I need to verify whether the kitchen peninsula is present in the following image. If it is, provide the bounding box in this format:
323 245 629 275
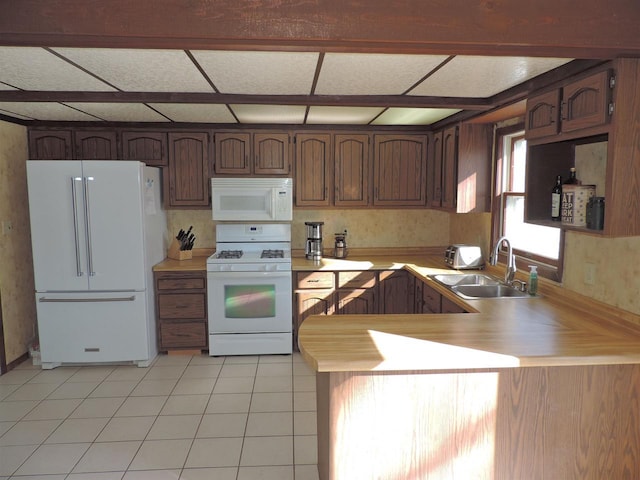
297 255 640 480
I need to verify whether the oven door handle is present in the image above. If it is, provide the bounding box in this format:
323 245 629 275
207 270 291 278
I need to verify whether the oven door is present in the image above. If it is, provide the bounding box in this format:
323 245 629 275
207 270 292 333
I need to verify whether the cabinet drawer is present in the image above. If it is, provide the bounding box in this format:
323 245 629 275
422 284 441 314
296 271 335 289
158 293 206 319
337 271 377 289
160 322 207 348
157 277 205 291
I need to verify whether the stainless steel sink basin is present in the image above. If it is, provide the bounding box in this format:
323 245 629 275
430 273 500 287
451 284 531 299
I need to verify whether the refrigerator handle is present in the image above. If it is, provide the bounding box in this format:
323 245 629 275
70 176 84 277
83 176 96 277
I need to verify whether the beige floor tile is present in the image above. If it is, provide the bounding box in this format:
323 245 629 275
196 413 247 438
294 435 318 465
15 442 90 475
9 474 67 480
250 392 293 412
0 419 61 446
0 444 38 476
219 364 257 378
0 369 40 385
240 436 293 466
147 414 201 440
67 473 126 480
27 367 79 384
179 467 237 479
258 354 294 364
188 356 225 366
293 376 316 392
23 398 83 420
0 400 39 421
205 393 251 414
105 366 148 382
222 356 258 365
143 366 186 380
153 355 192 367
245 412 292 437
160 395 209 416
70 397 127 419
4 382 59 401
293 361 315 376
253 375 292 393
68 367 115 383
129 439 191 470
48 381 99 399
171 377 215 395
89 380 139 398
212 377 254 394
115 396 167 417
237 465 294 480
123 469 181 479
294 411 317 436
0 421 14 436
181 365 222 379
45 417 109 444
0 383 19 400
72 441 141 473
293 392 316 412
185 437 243 468
96 416 155 442
295 464 320 480
131 379 177 396
256 363 292 377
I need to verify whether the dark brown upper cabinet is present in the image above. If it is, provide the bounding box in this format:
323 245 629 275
28 130 73 160
214 132 251 175
167 132 210 208
254 133 291 175
121 131 168 167
74 130 118 160
294 133 332 207
214 132 290 175
334 134 370 207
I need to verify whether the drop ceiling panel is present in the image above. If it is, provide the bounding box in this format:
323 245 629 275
315 53 449 95
65 103 170 122
372 108 461 125
409 56 572 97
0 102 100 121
0 47 116 91
192 51 318 95
149 103 236 123
0 83 18 91
230 104 306 124
306 106 385 124
52 48 214 92
0 108 32 120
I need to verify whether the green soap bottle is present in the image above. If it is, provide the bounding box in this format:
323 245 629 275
528 266 538 296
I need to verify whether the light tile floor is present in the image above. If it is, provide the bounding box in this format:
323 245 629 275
0 353 319 480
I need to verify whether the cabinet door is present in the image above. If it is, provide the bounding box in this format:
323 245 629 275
295 133 332 206
121 131 168 166
525 89 561 140
561 70 611 133
254 133 291 175
167 132 210 207
334 134 370 207
441 126 458 210
215 132 251 174
429 131 444 207
441 296 467 314
75 130 118 160
378 270 414 314
456 123 492 213
294 289 335 350
374 135 427 206
336 289 376 315
28 130 73 159
421 282 442 314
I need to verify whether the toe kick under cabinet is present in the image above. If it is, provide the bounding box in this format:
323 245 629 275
154 270 208 352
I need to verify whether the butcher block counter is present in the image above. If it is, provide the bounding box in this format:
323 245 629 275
295 252 640 480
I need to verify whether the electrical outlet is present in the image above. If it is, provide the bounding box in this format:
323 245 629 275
584 263 596 285
1 220 12 235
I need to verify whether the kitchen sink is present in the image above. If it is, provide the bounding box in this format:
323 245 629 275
430 273 501 287
451 284 531 299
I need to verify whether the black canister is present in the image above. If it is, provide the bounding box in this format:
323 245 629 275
586 197 605 230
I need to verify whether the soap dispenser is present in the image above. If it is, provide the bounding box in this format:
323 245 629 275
528 266 538 296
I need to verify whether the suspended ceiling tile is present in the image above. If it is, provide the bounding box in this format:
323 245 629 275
0 47 115 91
315 53 449 95
64 103 170 122
230 104 306 124
371 108 461 125
52 48 214 92
0 102 100 121
149 103 236 123
192 50 318 95
0 83 18 90
0 108 32 120
409 56 572 98
306 106 384 124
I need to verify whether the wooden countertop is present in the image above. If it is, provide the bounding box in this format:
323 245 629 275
153 256 209 272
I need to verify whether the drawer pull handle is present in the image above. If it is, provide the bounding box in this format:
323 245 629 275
84 348 100 352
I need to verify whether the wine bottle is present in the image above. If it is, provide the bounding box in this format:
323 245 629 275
551 175 562 221
564 167 578 185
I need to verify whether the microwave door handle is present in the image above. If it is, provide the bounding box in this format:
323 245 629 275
70 176 84 277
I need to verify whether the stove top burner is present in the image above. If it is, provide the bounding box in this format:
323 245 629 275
261 249 284 259
216 250 243 259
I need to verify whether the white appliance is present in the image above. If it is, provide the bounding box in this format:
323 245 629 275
207 223 292 355
211 177 293 222
26 160 166 369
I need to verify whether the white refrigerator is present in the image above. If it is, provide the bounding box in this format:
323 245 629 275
26 160 166 369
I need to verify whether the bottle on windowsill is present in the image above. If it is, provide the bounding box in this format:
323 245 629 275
551 175 562 221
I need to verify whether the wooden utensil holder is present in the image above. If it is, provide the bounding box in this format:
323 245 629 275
168 238 192 261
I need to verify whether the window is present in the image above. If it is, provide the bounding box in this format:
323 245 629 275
492 124 564 280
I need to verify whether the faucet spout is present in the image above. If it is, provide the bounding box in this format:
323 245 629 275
491 236 517 285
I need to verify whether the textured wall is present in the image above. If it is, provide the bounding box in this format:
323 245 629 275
0 121 36 364
449 212 492 260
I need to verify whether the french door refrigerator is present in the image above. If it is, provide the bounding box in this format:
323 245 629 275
26 160 166 369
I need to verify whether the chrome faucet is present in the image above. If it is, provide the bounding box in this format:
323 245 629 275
491 236 516 285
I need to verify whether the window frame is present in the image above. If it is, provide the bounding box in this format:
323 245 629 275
491 122 564 282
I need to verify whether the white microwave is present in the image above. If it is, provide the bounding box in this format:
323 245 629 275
211 178 293 221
